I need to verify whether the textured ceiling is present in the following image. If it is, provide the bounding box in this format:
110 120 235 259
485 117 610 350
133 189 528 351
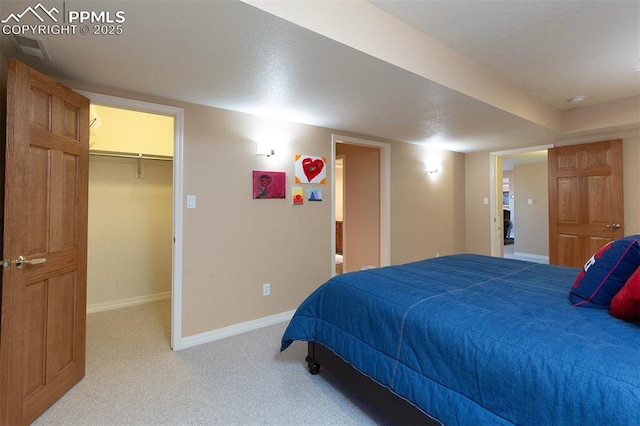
1 0 638 153
369 0 640 110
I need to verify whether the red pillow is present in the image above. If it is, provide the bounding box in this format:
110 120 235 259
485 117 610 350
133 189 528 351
610 267 640 321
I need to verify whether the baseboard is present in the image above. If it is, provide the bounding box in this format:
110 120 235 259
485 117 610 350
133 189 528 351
175 309 296 350
87 291 172 314
512 252 549 264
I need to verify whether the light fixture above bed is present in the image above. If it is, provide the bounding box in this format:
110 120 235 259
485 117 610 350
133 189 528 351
256 141 275 156
424 162 440 173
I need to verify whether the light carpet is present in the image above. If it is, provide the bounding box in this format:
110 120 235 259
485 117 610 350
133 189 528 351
32 300 393 425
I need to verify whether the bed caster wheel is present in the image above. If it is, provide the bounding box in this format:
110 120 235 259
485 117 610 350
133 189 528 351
305 356 321 375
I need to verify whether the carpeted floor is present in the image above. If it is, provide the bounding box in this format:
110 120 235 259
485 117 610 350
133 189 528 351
336 253 344 275
32 300 397 425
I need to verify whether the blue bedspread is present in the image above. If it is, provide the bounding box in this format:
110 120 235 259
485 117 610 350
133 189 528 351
281 254 640 426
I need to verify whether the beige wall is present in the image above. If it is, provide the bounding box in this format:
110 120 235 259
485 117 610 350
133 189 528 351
622 136 640 235
60 78 469 338
513 162 548 256
391 143 466 262
90 105 174 156
336 143 380 271
180 106 334 336
176 105 467 337
464 151 492 255
564 96 640 133
56 78 639 341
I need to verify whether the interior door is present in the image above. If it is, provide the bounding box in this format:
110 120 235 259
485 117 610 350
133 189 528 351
0 59 89 425
548 139 624 267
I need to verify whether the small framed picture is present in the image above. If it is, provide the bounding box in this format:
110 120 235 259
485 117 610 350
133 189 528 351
292 187 304 205
253 171 286 199
308 189 323 201
295 154 327 184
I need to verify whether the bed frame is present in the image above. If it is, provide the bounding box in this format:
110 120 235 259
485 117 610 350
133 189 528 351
305 342 440 425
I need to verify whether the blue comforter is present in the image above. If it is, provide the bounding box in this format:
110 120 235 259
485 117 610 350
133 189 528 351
281 254 640 426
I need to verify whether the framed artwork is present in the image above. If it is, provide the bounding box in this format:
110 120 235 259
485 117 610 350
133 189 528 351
503 191 510 207
253 171 286 199
292 187 304 205
308 189 322 201
295 154 327 184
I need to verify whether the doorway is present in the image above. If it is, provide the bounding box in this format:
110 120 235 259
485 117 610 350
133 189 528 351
78 91 184 350
490 145 552 263
332 134 390 274
87 105 173 315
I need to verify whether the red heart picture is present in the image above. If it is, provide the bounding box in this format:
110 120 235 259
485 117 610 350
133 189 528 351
302 157 324 182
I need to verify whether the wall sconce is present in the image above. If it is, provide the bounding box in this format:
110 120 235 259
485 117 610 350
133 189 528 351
256 141 275 157
424 162 440 173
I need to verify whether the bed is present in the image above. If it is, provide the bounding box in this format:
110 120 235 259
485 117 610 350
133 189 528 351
281 254 640 425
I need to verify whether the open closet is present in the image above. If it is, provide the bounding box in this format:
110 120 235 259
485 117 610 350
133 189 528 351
87 105 174 312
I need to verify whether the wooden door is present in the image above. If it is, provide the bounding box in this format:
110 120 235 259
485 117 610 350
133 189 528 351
548 140 624 267
0 60 89 425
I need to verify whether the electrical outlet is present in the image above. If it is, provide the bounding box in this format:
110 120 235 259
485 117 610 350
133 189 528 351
262 283 270 297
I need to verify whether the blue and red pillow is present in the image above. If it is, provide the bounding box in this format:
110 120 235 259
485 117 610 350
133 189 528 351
569 235 640 309
609 267 640 321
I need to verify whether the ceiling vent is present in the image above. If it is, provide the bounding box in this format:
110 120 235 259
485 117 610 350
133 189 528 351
12 35 51 60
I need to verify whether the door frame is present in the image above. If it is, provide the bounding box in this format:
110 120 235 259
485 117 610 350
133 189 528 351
77 91 184 350
489 144 554 257
331 134 390 274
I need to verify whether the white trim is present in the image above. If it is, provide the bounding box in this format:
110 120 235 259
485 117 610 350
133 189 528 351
490 144 555 157
171 108 185 351
489 154 500 257
178 310 296 350
77 91 185 351
511 252 550 264
331 134 391 268
489 144 554 258
331 142 336 275
87 292 171 314
330 145 344 277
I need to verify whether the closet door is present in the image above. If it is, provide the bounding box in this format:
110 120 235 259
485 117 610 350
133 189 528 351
1 59 89 425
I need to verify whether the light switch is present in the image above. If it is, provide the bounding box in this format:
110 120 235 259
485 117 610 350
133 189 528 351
483 197 489 205
187 195 196 209
528 198 534 205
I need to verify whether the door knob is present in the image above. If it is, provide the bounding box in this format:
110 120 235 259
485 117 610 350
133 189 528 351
606 223 621 229
14 255 47 269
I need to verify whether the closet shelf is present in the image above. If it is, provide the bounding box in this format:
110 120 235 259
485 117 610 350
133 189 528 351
89 150 173 162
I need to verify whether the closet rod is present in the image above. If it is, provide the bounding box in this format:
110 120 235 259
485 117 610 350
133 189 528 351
89 150 173 161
